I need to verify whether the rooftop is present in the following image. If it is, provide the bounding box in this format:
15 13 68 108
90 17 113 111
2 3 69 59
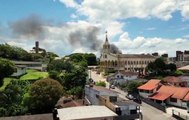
150 85 189 101
119 54 155 58
163 76 184 83
114 100 140 106
0 114 53 120
138 79 161 90
178 65 189 71
116 71 138 76
87 85 118 94
57 106 117 120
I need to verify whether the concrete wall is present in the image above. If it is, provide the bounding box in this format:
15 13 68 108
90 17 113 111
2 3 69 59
139 91 152 98
167 98 187 108
11 67 26 77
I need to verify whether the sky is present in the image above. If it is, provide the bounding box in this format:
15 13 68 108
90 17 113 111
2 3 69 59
0 0 189 57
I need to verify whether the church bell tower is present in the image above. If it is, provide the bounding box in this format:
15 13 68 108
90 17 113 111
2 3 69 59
103 31 110 53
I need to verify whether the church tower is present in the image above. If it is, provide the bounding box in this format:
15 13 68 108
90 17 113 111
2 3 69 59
103 31 110 53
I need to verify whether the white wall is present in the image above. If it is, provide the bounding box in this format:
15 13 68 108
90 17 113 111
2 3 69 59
167 98 187 108
11 67 26 77
139 91 152 98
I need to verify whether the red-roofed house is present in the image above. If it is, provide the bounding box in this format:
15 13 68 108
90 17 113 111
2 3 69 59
138 79 161 98
163 76 187 87
149 85 189 108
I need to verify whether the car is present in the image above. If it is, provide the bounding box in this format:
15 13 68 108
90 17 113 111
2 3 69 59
110 85 115 89
126 94 134 100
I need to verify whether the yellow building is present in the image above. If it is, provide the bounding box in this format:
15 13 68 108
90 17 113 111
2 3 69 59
100 33 156 73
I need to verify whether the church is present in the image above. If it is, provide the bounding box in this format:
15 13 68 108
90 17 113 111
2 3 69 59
100 33 156 73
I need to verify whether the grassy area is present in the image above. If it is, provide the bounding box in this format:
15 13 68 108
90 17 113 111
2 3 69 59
0 78 14 91
20 69 49 81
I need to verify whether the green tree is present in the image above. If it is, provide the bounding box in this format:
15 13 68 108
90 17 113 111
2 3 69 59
0 58 15 86
0 44 32 61
0 80 30 116
96 81 106 87
47 59 73 73
83 53 97 65
126 81 143 93
28 78 63 114
167 63 176 72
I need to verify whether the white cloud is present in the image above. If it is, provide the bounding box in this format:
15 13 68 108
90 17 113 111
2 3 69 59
58 0 189 21
146 27 156 31
59 0 79 8
113 32 189 57
70 14 78 19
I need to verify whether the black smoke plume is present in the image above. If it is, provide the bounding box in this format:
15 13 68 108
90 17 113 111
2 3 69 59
69 26 102 51
110 44 122 54
9 15 46 39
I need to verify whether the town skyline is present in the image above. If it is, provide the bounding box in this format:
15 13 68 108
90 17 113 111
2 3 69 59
0 0 189 57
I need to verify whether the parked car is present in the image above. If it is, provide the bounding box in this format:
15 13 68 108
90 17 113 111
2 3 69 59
110 85 115 89
126 94 135 100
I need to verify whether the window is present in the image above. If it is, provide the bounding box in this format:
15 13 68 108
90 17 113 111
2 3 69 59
170 98 177 103
104 54 107 58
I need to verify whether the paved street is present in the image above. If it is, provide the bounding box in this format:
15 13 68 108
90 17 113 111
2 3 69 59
89 70 176 120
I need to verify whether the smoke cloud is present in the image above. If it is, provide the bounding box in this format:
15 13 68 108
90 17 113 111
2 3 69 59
110 44 122 54
9 15 46 39
69 26 102 51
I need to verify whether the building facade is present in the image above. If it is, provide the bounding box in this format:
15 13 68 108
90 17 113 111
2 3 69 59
100 33 156 73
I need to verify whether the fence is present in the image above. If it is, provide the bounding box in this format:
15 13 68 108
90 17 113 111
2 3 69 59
172 109 189 120
140 96 166 112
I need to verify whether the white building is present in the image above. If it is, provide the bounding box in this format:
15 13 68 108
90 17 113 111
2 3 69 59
12 61 47 71
108 71 138 84
11 65 27 77
138 79 161 98
56 106 117 120
85 85 118 105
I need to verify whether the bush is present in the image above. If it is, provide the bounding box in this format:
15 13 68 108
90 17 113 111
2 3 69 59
96 81 106 87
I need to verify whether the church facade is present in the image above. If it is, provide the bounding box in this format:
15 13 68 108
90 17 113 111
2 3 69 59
100 33 156 73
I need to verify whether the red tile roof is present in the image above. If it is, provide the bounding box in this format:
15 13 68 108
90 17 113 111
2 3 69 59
150 85 189 101
163 76 183 83
183 93 189 101
137 79 161 90
149 92 172 101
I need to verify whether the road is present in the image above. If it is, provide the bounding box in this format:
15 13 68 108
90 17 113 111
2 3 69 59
89 70 176 120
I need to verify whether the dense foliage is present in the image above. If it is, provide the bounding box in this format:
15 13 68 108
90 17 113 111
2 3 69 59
0 80 30 116
119 81 143 94
47 56 88 98
146 57 177 76
0 58 15 86
26 78 63 114
67 53 97 66
0 44 32 61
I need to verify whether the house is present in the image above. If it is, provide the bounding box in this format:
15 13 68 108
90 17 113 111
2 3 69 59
149 85 189 108
138 79 161 98
163 76 187 87
85 85 118 105
55 106 117 120
11 65 27 77
85 85 141 120
12 61 47 71
107 71 138 84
